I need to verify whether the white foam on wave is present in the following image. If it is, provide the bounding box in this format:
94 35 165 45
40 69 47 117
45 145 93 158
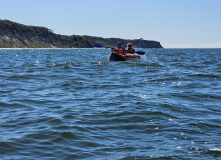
209 148 221 151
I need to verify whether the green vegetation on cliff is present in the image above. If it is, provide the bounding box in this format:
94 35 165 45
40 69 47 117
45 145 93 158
0 20 163 48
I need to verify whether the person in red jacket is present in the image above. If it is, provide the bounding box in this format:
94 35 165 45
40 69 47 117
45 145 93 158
125 43 135 54
111 42 125 55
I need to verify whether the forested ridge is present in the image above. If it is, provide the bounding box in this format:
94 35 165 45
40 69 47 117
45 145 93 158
0 20 163 48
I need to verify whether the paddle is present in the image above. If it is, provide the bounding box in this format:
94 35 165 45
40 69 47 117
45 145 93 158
111 38 146 55
133 38 143 46
132 38 146 55
95 37 145 55
135 51 145 55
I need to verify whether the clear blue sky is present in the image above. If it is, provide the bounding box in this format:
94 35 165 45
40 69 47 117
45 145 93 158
1 0 221 48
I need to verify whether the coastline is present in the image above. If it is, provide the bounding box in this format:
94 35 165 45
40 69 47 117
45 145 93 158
3 47 220 50
0 20 163 49
0 48 107 50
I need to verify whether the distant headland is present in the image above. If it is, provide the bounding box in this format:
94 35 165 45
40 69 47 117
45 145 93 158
0 20 163 48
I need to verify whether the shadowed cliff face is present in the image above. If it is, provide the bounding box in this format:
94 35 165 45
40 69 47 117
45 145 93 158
0 20 163 48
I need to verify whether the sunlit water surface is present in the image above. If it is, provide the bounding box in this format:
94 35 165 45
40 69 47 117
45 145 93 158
0 48 220 159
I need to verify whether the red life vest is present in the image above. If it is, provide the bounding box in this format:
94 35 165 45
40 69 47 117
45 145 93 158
115 47 125 55
126 47 135 54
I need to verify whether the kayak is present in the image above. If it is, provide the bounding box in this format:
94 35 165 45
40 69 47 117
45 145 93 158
109 52 140 61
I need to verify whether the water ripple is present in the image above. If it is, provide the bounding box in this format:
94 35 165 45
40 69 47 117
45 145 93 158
0 49 220 160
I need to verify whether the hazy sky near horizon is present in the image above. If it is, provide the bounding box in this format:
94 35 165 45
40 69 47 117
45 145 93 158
1 0 221 48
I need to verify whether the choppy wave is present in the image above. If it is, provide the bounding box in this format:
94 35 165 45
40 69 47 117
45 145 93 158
0 48 220 159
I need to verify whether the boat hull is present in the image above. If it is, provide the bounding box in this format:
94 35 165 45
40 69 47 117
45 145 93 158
109 52 140 61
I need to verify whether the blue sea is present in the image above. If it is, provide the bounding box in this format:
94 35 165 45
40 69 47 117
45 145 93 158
0 48 220 160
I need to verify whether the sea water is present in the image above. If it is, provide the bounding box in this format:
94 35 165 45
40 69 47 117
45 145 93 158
0 48 220 160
